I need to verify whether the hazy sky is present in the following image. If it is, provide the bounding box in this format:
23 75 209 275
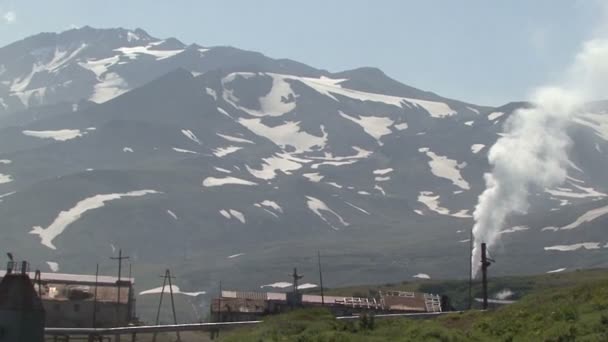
0 0 604 106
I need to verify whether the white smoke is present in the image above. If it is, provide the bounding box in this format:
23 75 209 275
471 32 608 276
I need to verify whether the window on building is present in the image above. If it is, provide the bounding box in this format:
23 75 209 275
74 303 80 312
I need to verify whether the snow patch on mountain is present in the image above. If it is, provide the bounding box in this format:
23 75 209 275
0 174 13 184
29 190 161 249
413 273 431 279
257 200 283 213
303 173 324 182
546 182 606 198
261 282 292 289
139 285 205 297
114 43 184 61
182 129 201 145
418 191 471 218
45 262 60 272
166 210 178 220
221 72 456 117
213 146 242 157
239 118 327 153
78 55 120 77
22 129 83 141
488 111 505 121
217 133 254 144
247 153 303 180
339 111 393 145
172 147 198 154
214 167 231 174
90 72 129 103
471 144 485 154
500 226 529 234
202 176 257 187
0 191 16 201
544 242 601 251
205 87 217 100
219 209 231 219
285 73 456 117
394 122 408 130
418 147 470 190
344 201 370 215
229 209 246 224
559 205 608 230
222 72 296 117
373 168 394 175
306 196 349 230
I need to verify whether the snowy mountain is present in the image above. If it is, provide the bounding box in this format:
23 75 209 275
1 27 607 321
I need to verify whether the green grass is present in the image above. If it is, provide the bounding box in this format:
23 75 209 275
220 270 608 341
317 268 608 310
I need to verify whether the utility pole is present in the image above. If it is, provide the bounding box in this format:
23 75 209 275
291 268 303 296
152 269 181 342
218 280 222 322
318 251 325 306
290 268 303 308
481 243 493 310
92 264 99 328
110 248 129 342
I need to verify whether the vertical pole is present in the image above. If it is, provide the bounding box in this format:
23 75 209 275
218 280 222 322
152 273 167 342
117 249 122 318
468 228 473 310
127 263 133 323
481 243 489 310
92 264 99 328
167 269 181 342
318 251 325 306
34 270 42 297
110 249 129 326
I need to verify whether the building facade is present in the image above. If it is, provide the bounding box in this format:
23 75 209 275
0 270 134 328
211 289 445 321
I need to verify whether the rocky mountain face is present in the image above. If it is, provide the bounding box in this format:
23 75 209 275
0 27 607 321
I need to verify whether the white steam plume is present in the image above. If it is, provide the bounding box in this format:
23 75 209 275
471 35 608 277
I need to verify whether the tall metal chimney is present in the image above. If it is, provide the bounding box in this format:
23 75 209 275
481 243 492 310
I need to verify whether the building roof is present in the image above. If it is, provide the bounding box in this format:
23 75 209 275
0 271 134 286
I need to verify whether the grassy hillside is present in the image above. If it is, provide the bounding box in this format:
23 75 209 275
318 268 608 310
220 270 608 341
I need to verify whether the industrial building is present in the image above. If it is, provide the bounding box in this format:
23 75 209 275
0 270 134 328
211 289 445 321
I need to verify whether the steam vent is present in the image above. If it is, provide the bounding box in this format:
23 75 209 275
0 262 45 342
